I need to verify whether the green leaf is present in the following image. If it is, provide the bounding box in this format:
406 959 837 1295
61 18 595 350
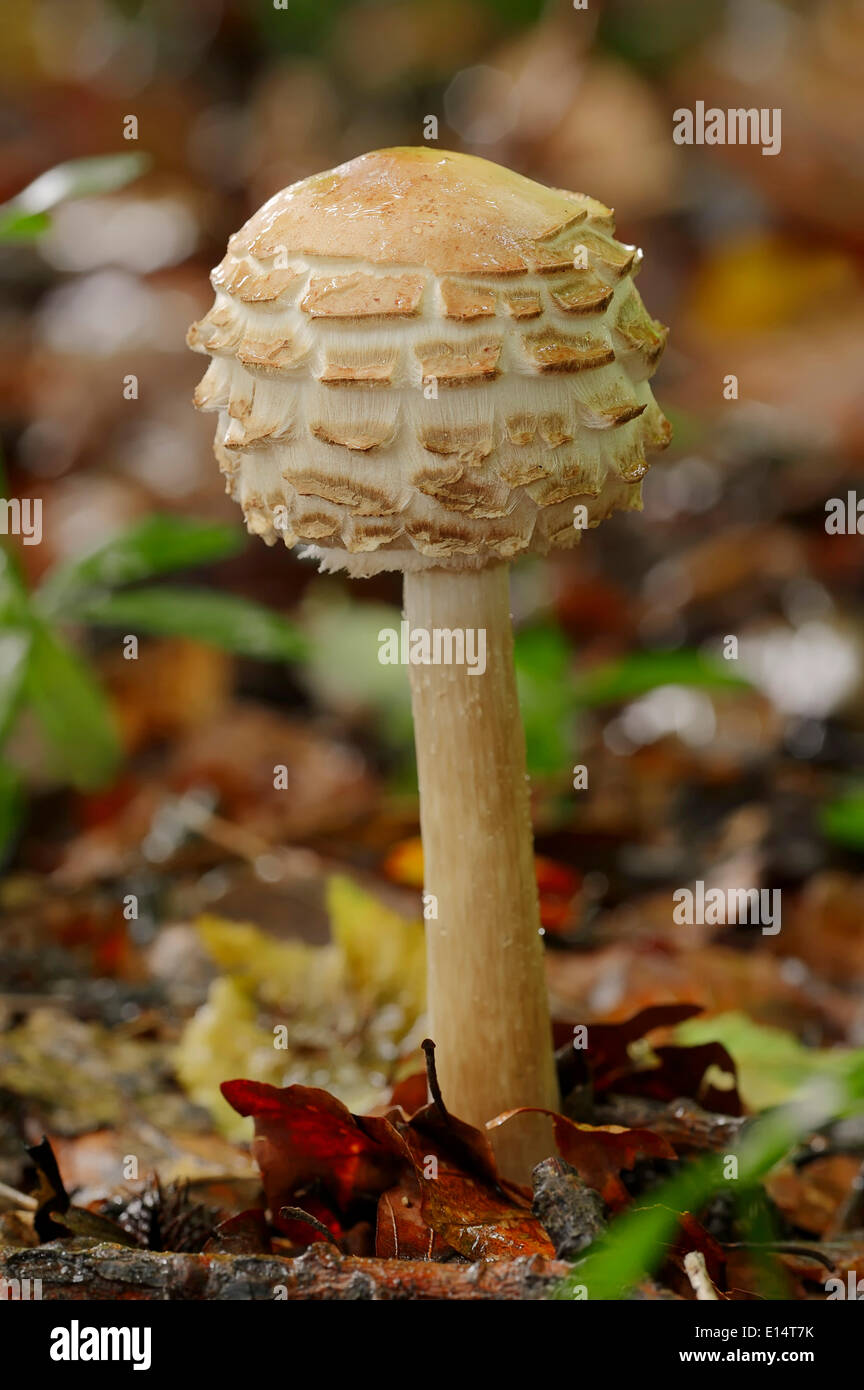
514 623 576 775
654 405 705 453
820 786 864 851
0 629 31 744
301 590 411 738
76 587 307 663
598 0 723 76
24 623 121 791
0 763 24 860
513 631 748 775
571 649 748 708
254 0 352 56
298 589 415 785
0 549 29 618
38 515 247 616
0 209 51 243
4 153 150 217
477 0 547 29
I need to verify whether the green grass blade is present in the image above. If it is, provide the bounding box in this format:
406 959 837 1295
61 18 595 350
0 762 23 859
0 629 31 744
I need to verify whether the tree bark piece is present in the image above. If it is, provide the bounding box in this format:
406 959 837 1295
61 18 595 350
404 563 560 1182
0 1239 569 1301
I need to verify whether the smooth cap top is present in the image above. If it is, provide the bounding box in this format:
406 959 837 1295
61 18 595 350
227 147 618 277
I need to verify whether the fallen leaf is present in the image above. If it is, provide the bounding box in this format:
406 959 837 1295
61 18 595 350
327 874 425 1015
381 1099 554 1261
177 879 427 1136
221 1074 554 1262
556 1003 742 1114
375 1176 452 1260
491 1107 676 1209
204 1208 272 1255
220 1079 401 1239
676 1012 864 1111
614 1042 742 1117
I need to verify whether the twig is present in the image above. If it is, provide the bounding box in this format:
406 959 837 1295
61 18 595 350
684 1250 719 1300
421 1038 449 1121
0 1182 37 1212
279 1207 340 1248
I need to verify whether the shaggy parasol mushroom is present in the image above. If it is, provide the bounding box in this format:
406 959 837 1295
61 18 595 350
189 148 670 1181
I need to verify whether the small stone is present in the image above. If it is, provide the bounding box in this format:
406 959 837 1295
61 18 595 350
531 1157 606 1258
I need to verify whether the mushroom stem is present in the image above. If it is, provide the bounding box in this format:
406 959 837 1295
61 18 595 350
404 563 560 1182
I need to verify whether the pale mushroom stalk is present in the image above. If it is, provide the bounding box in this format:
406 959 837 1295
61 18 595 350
405 563 559 1178
190 148 670 1184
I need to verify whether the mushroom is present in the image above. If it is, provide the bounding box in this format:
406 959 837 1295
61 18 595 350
189 148 670 1181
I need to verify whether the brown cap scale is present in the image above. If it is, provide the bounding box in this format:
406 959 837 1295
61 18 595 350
190 148 670 1180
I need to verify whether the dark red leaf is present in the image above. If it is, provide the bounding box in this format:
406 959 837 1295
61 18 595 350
388 1071 427 1116
666 1212 728 1298
220 1080 401 1234
615 1043 742 1116
582 1004 705 1086
491 1107 677 1209
555 1005 742 1115
204 1209 271 1255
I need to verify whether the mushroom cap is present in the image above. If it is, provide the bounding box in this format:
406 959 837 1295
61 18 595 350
189 148 670 574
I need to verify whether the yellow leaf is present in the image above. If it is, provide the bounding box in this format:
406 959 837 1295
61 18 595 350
177 886 427 1135
175 976 283 1140
327 874 426 1017
688 234 858 336
196 912 340 1010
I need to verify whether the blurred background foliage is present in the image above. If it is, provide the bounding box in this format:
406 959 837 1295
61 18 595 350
1 0 864 1225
